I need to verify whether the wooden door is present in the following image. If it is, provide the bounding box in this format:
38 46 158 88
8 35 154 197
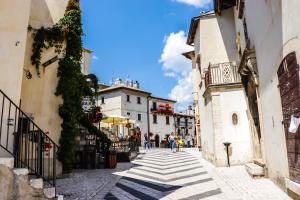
278 52 300 183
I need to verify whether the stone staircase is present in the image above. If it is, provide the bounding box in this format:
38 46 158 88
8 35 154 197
0 158 63 200
245 159 265 178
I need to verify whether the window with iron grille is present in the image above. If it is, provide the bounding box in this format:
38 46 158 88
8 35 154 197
166 116 170 125
137 97 141 104
138 114 142 121
153 114 157 124
127 95 130 102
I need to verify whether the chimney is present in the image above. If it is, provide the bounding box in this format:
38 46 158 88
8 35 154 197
133 81 140 89
115 78 122 85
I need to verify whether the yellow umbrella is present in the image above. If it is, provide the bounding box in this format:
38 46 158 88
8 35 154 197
101 115 127 125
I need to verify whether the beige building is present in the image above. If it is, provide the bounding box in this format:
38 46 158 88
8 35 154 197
97 79 195 147
192 0 300 197
228 0 300 197
185 9 253 167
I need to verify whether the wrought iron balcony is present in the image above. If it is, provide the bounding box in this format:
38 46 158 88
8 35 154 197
204 62 241 88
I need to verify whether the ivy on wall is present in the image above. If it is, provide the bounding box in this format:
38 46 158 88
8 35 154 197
30 0 110 173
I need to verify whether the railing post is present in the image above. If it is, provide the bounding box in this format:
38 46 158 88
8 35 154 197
53 145 56 196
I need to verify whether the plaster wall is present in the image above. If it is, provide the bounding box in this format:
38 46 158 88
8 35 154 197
20 0 68 146
98 92 122 117
199 9 238 70
214 89 252 166
81 50 91 75
0 0 32 103
149 99 176 144
121 91 148 140
191 56 202 147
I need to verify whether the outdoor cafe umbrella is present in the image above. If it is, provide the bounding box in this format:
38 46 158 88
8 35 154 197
101 115 127 125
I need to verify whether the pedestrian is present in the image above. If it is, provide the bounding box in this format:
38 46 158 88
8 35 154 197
169 132 175 151
177 136 183 152
144 133 149 150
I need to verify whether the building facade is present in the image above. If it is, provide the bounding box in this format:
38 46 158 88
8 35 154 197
97 79 195 147
185 9 253 166
188 0 300 197
224 0 300 196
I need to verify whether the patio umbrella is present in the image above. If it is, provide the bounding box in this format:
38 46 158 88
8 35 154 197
101 115 127 125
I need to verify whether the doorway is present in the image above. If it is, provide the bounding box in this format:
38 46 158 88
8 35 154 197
155 134 160 148
278 52 300 183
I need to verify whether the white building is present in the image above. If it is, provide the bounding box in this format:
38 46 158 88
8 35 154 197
97 79 195 147
185 9 252 166
214 0 300 197
187 0 300 197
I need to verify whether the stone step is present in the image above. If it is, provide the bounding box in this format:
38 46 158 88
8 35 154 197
0 157 14 168
245 163 264 177
253 159 266 168
43 187 56 199
56 194 64 200
13 168 29 176
30 178 43 189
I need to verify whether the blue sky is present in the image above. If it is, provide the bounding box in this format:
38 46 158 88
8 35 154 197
81 0 213 110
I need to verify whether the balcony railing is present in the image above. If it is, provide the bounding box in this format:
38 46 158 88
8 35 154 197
204 62 241 88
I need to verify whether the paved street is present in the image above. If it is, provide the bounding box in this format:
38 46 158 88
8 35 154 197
57 148 292 200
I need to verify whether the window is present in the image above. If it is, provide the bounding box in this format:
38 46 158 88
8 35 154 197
166 116 170 125
153 114 157 124
101 97 105 104
137 97 141 104
152 102 157 110
127 95 130 102
138 114 142 121
232 113 238 125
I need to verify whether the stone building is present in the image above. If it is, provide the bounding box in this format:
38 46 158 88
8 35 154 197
97 79 195 147
187 0 300 197
218 0 300 197
184 9 252 167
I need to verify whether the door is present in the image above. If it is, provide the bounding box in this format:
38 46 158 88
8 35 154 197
155 135 159 148
278 52 300 183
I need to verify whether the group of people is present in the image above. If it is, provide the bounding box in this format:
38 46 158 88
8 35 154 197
143 132 184 152
168 132 183 152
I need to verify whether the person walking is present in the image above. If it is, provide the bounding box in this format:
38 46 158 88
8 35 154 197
177 136 183 152
169 132 175 151
144 133 149 150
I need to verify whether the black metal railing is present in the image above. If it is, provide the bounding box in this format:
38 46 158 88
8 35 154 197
205 62 241 88
0 90 59 191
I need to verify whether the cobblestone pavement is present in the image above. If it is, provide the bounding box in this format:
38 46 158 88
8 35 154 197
57 148 292 200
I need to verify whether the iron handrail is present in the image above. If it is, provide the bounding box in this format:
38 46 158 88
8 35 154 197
0 89 59 192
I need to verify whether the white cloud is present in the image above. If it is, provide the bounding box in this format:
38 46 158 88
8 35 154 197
92 55 99 60
173 0 212 8
159 31 194 111
168 72 193 111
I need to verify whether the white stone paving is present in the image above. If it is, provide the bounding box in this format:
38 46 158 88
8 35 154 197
57 148 292 200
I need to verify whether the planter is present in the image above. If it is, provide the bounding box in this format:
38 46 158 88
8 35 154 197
105 150 117 169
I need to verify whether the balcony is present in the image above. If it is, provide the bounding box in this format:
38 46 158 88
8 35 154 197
176 121 193 128
151 104 174 115
204 62 241 88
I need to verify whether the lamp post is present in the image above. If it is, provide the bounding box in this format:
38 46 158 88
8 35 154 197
223 142 231 167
